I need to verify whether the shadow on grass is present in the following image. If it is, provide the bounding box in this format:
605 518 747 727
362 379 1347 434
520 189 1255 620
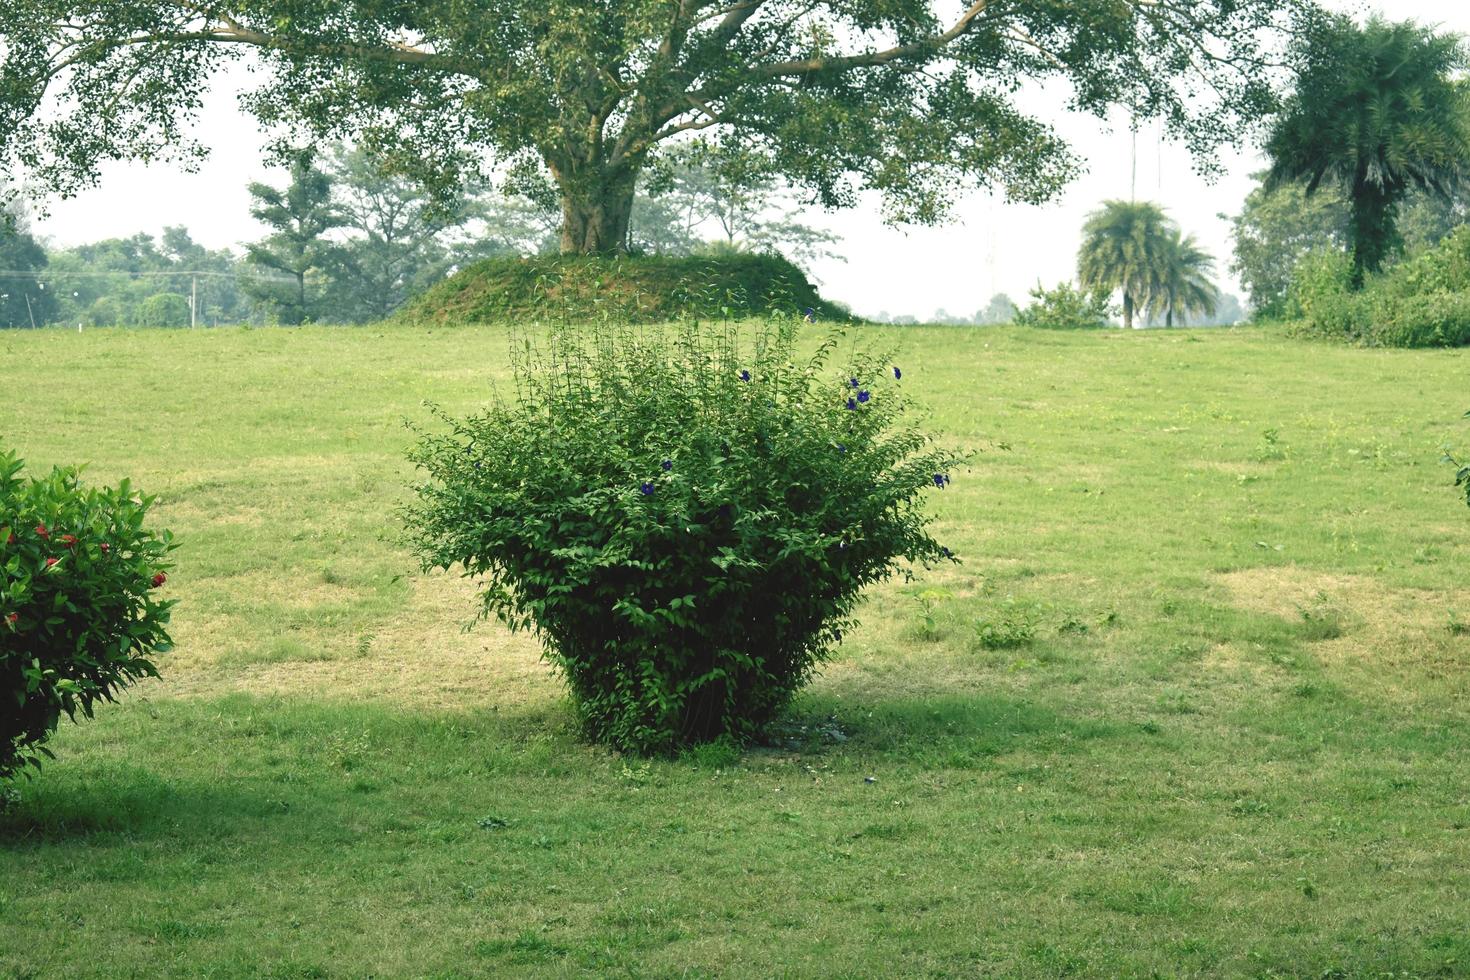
1 686 1123 848
782 690 1122 764
0 763 279 846
0 692 584 847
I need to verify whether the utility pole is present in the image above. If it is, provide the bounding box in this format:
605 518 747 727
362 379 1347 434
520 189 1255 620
1130 125 1138 202
24 291 35 329
191 274 198 329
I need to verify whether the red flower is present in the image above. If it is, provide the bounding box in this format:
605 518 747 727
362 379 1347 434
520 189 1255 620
35 523 49 539
100 543 111 554
61 534 78 549
45 557 59 568
4 613 16 627
151 572 168 588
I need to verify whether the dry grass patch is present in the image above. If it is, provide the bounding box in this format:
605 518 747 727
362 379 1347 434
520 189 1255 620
1218 567 1470 688
157 573 555 710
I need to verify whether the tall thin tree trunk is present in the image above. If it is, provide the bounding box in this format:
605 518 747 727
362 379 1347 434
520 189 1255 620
1123 293 1135 330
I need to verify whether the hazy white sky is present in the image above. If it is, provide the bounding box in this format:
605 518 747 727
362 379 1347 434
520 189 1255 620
27 0 1467 320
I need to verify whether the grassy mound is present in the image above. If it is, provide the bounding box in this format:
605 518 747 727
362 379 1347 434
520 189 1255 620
398 253 851 325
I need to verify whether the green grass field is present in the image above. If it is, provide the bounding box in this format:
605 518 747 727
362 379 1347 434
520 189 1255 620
3 323 1470 978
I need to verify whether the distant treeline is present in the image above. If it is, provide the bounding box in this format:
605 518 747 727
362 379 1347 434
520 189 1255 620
0 144 842 329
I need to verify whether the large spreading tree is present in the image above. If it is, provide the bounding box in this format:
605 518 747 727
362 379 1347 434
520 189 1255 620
2 1 1315 255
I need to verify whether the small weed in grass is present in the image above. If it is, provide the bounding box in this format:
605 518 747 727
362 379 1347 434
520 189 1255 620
972 612 1037 650
910 588 954 641
1255 427 1288 462
1296 592 1347 641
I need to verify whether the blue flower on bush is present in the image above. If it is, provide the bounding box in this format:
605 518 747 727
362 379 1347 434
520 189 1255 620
837 444 847 454
846 398 857 410
857 390 870 404
640 482 656 496
850 378 860 388
893 366 902 380
661 459 673 471
933 473 950 488
740 370 751 382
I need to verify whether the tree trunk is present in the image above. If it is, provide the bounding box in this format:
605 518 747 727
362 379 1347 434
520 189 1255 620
555 164 639 256
1123 292 1134 330
1349 187 1401 290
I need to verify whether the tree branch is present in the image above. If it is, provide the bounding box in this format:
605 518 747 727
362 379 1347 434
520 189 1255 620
753 0 992 79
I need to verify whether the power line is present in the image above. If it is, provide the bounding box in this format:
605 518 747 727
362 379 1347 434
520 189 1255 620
0 268 294 283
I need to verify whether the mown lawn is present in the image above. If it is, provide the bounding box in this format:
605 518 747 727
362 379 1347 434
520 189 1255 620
2 323 1469 978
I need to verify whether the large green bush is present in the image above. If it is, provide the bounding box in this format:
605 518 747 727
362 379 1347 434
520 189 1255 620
1013 282 1112 330
1288 228 1470 347
135 292 192 328
1 452 176 783
408 319 960 754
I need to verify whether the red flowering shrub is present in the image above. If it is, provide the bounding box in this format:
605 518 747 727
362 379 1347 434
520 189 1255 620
1 451 176 784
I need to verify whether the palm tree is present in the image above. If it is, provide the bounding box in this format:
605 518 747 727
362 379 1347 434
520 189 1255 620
1151 230 1219 327
1266 17 1470 288
1077 200 1173 329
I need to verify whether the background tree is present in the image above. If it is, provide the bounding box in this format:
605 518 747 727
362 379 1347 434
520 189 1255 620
1228 173 1469 318
243 153 346 325
634 146 840 266
324 145 494 322
1265 16 1470 288
0 201 53 328
1150 230 1219 327
1078 201 1174 329
2 1 1313 257
45 227 250 327
974 294 1019 326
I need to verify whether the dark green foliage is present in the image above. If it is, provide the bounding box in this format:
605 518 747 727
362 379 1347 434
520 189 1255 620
135 292 191 328
1 451 175 783
1228 174 1470 319
1288 227 1470 347
406 319 960 753
0 210 54 329
398 253 848 326
1014 282 1111 330
1266 17 1470 287
44 227 251 328
0 1 1312 254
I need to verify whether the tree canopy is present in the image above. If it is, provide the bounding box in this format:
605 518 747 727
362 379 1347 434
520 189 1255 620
1 0 1315 255
1265 16 1470 287
1077 200 1172 330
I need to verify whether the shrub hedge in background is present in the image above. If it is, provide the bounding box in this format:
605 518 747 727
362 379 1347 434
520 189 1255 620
1 452 175 784
1288 227 1470 347
1013 282 1113 330
408 319 960 754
